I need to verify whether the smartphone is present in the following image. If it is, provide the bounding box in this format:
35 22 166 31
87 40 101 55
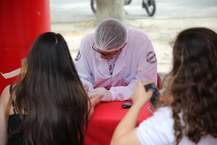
144 83 160 107
122 102 133 109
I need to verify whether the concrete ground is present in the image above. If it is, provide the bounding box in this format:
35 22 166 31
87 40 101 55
50 0 217 76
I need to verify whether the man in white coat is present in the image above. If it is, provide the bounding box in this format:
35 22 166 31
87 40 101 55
74 18 157 101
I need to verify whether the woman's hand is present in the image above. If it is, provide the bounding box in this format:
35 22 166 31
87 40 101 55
132 81 153 109
88 95 101 120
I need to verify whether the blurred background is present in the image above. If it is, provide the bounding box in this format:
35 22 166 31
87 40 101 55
50 0 217 75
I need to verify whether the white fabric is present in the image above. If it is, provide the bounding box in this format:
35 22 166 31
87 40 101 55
74 27 157 101
1 68 21 79
136 107 217 145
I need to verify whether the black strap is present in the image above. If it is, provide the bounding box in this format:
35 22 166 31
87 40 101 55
12 100 17 115
9 84 13 95
9 84 17 114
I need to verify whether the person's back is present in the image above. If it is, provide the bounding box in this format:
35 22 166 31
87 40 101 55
111 27 217 145
179 133 217 145
135 107 217 145
0 32 89 145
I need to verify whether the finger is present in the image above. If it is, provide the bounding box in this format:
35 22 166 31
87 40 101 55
91 94 103 106
94 94 103 100
138 80 144 88
88 91 98 98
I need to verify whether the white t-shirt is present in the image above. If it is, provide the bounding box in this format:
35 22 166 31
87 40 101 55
136 107 217 145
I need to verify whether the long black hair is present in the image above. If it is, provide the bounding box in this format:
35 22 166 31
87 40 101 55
13 32 89 145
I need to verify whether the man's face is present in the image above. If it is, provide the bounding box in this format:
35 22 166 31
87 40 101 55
92 42 127 59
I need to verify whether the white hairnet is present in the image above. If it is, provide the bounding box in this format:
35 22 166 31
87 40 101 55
95 18 127 50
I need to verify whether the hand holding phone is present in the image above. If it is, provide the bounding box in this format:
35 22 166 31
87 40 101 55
144 83 160 107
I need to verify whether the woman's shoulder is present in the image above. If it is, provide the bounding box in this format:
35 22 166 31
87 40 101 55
149 107 174 126
155 107 172 115
141 107 173 127
0 85 12 123
0 85 11 106
0 86 11 145
136 107 175 144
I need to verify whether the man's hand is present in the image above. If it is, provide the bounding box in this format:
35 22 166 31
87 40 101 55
89 87 113 102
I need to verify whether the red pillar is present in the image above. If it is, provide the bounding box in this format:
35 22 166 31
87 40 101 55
0 0 51 93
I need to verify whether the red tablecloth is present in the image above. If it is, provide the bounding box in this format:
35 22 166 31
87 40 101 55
85 101 153 145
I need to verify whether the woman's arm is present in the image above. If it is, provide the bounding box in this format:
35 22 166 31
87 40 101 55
0 85 10 145
88 95 101 120
111 81 152 145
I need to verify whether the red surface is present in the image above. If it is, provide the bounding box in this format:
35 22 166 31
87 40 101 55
85 101 153 145
0 0 51 93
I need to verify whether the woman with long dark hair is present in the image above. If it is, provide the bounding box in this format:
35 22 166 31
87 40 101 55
0 32 99 145
111 27 217 145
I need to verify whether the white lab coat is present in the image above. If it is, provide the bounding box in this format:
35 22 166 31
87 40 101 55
74 27 157 101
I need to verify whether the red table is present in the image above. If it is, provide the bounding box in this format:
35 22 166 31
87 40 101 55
85 101 153 145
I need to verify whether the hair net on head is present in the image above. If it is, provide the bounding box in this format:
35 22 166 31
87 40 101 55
95 18 127 50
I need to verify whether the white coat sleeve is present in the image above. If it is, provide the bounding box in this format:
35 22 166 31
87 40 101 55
110 34 157 101
74 36 94 92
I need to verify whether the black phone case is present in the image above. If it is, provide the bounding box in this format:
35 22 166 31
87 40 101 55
122 103 133 109
144 83 160 107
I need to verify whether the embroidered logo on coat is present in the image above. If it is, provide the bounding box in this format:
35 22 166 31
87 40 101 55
146 51 156 63
75 51 81 61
